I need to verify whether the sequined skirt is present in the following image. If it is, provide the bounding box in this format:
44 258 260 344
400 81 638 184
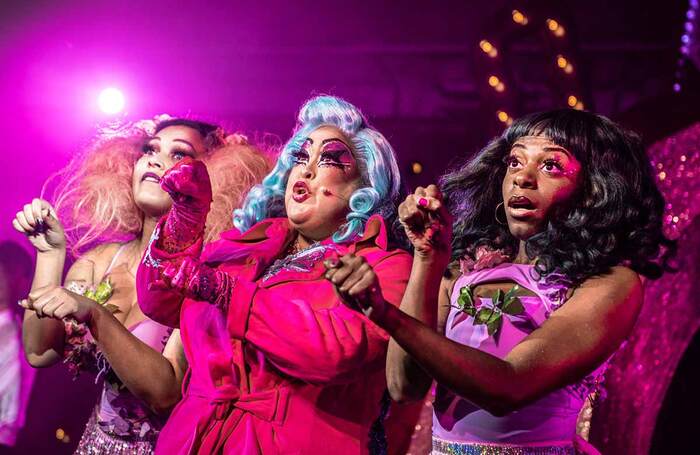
432 436 576 455
75 414 155 455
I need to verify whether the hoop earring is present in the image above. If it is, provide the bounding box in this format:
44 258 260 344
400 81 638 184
495 202 507 225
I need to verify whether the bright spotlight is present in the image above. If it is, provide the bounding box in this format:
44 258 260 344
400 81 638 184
98 87 125 114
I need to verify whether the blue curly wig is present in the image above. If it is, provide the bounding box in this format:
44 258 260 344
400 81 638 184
233 95 402 243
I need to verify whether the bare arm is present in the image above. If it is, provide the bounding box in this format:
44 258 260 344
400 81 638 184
21 252 66 367
16 199 188 412
386 254 453 402
14 199 69 367
24 274 188 414
386 185 453 402
22 243 117 367
87 310 187 415
377 266 642 416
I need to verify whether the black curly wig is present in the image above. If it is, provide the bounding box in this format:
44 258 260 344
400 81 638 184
441 109 676 287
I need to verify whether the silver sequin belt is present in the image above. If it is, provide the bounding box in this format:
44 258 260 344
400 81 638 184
75 413 155 455
432 436 576 455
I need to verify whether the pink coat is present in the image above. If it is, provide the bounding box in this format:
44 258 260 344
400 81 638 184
136 215 413 454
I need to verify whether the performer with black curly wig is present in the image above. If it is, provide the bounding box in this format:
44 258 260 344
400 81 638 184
352 109 676 454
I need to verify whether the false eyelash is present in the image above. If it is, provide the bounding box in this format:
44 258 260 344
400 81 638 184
171 148 194 159
142 143 156 154
503 155 519 166
542 158 564 170
290 150 309 162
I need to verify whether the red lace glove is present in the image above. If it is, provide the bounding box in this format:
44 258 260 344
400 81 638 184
160 256 235 311
160 157 213 253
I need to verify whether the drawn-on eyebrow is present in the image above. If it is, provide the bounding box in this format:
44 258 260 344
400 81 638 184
321 138 351 149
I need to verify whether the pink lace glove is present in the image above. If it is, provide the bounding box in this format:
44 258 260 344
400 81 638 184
159 256 235 311
160 157 213 253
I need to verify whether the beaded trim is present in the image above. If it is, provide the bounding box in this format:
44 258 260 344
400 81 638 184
75 413 155 455
213 270 235 311
142 225 162 269
431 437 575 455
190 265 236 312
261 242 338 282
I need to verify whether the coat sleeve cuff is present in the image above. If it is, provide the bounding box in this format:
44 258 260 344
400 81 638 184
143 217 203 268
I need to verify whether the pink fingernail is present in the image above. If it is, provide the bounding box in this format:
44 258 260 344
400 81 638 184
418 197 429 207
326 252 340 267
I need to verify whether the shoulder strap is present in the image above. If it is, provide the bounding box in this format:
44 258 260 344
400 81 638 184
103 243 129 276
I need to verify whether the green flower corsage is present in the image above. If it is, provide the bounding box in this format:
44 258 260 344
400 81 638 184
66 279 119 313
454 284 525 337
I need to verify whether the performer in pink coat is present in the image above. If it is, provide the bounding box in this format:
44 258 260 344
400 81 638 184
136 95 412 454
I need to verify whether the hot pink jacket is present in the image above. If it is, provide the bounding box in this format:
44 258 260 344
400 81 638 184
136 215 413 454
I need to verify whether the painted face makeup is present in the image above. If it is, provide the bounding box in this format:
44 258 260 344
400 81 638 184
284 125 362 242
132 125 207 217
291 138 355 171
501 135 582 240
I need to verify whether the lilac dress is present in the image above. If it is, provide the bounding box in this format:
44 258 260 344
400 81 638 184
432 263 607 454
65 245 173 454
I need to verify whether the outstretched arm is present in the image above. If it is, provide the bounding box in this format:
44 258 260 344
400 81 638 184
374 265 642 416
22 286 188 415
380 185 642 413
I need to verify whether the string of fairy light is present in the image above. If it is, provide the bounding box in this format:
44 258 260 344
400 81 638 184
477 8 584 128
410 7 584 177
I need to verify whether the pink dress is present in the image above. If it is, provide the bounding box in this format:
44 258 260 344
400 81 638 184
432 263 607 454
136 215 413 454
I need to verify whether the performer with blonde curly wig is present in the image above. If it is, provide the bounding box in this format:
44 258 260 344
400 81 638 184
13 117 270 454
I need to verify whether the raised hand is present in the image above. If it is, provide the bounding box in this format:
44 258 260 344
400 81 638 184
160 157 213 252
397 185 452 260
12 199 66 254
324 253 386 319
160 157 213 206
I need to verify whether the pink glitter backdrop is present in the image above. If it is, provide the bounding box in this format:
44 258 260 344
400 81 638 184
591 122 700 454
